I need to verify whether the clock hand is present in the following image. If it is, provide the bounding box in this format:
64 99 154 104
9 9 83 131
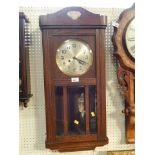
73 57 87 65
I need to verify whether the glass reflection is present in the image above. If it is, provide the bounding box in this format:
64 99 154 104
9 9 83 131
89 85 97 133
68 86 86 135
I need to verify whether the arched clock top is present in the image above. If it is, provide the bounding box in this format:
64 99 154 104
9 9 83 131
39 7 107 29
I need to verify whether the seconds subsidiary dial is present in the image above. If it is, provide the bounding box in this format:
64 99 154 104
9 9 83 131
125 18 135 58
56 39 93 76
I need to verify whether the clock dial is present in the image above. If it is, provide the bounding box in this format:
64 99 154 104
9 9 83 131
125 18 135 58
56 39 93 76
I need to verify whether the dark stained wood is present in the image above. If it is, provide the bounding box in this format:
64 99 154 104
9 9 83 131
19 12 32 106
47 140 107 152
95 29 101 138
40 7 108 151
63 86 68 135
39 7 107 29
54 78 96 86
99 29 107 140
56 134 97 143
85 86 90 134
112 4 135 144
42 29 55 143
19 12 29 23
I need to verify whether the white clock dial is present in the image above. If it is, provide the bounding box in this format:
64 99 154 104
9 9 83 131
125 18 135 58
56 39 93 76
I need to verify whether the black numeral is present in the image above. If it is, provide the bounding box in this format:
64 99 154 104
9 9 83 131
130 45 135 51
73 68 76 72
66 46 70 50
85 56 88 59
130 27 135 31
62 50 67 54
128 38 135 41
72 44 76 48
61 56 64 60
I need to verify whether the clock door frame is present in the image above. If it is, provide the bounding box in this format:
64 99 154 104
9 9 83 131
40 7 108 151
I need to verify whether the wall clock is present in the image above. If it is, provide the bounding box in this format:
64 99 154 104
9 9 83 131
39 7 108 151
112 4 135 143
19 12 32 107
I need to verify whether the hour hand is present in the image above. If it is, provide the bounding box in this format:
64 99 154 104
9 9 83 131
73 57 87 65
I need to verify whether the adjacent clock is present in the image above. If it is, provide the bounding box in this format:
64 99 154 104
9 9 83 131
113 4 135 143
19 12 32 107
40 7 108 151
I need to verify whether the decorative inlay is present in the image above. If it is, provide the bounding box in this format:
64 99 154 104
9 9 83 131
67 11 81 20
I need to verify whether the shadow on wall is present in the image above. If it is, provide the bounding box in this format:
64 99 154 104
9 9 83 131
106 78 125 144
105 24 126 144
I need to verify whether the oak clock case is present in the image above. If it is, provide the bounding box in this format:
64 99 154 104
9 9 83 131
19 12 32 107
113 4 135 143
39 7 108 151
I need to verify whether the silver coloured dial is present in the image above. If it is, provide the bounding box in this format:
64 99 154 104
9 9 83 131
56 39 93 76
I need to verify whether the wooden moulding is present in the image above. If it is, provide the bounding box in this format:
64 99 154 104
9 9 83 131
39 7 107 29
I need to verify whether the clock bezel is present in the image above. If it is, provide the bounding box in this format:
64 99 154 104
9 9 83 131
113 3 135 71
56 39 93 77
123 17 135 61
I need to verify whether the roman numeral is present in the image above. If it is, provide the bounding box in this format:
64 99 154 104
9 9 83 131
66 46 71 50
62 50 67 54
72 44 76 48
128 38 135 41
130 27 135 31
61 56 64 60
130 45 135 51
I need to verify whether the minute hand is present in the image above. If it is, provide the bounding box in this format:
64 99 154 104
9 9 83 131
73 57 87 65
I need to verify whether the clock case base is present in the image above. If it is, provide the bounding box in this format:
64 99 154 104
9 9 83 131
46 138 108 152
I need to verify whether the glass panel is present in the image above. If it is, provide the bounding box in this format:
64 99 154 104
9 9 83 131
68 86 86 135
89 85 97 133
55 86 64 136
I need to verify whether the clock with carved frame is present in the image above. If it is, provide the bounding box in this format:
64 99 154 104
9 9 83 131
39 7 108 151
113 4 135 143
